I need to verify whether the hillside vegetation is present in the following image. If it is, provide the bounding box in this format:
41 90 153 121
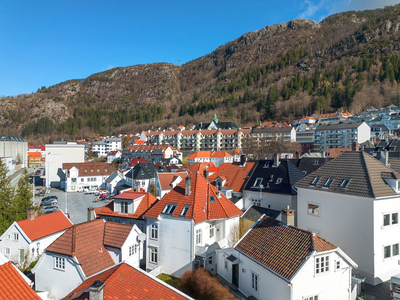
3 5 400 143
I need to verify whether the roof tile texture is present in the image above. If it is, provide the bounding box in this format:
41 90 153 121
0 262 41 300
64 263 190 300
210 162 256 192
17 210 72 241
62 162 116 176
236 216 336 280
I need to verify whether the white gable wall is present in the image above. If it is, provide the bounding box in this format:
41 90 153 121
0 223 30 263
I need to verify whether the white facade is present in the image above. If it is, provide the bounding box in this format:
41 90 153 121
92 138 122 157
297 187 400 285
62 166 109 192
243 190 297 213
146 216 239 278
217 247 355 300
107 151 122 164
0 222 69 267
1 156 15 176
45 144 85 188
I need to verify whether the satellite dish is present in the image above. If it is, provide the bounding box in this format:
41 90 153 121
137 233 146 243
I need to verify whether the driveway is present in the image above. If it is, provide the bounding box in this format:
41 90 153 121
363 281 391 300
37 188 108 224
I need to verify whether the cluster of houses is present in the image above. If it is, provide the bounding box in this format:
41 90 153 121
4 140 400 299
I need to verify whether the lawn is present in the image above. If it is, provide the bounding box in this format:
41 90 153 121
157 274 181 289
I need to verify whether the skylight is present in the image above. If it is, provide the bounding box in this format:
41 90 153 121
180 205 191 217
340 178 351 188
209 196 216 203
162 203 177 215
253 178 263 187
276 178 282 184
311 177 320 186
324 178 334 187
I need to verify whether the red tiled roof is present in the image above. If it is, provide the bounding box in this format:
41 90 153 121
107 150 120 156
133 139 145 145
236 216 337 280
62 162 116 176
96 192 158 220
63 263 190 300
158 172 187 191
177 162 215 173
211 151 232 158
45 219 132 277
144 172 242 224
187 151 213 159
17 211 72 241
127 144 181 153
210 162 256 193
128 157 148 167
103 222 134 248
324 148 351 158
0 262 41 300
28 145 45 151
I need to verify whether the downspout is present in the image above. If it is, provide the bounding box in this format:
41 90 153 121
289 282 293 300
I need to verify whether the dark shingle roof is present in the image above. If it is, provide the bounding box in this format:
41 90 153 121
295 151 400 198
290 157 332 176
235 216 337 281
126 163 158 180
315 122 362 131
242 206 281 222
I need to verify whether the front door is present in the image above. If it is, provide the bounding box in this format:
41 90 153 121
232 263 239 287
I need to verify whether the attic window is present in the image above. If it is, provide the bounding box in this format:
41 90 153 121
97 169 100 172
246 172 251 177
253 178 263 187
210 196 216 203
147 170 151 174
162 203 177 215
276 178 282 184
340 178 351 189
314 160 319 165
310 177 320 186
91 170 93 173
269 175 274 182
324 178 334 187
264 162 270 168
105 169 107 172
180 205 191 217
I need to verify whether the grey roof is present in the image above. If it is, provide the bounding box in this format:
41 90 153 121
290 157 333 176
126 162 158 180
242 206 281 222
315 122 362 131
372 114 400 121
295 151 400 198
114 184 132 192
252 127 293 134
105 172 119 183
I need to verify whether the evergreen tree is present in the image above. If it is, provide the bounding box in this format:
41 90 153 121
0 162 15 235
14 169 33 222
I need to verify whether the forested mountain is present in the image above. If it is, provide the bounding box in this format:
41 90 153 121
3 5 400 142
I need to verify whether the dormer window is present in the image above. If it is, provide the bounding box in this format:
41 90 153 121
323 178 334 187
253 178 263 187
162 203 177 215
340 178 351 188
314 160 319 165
210 196 216 203
180 205 190 217
269 175 274 182
276 178 282 184
310 177 320 186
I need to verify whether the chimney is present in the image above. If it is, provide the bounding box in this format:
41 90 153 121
320 151 325 158
88 280 105 300
352 142 359 151
381 150 389 167
27 207 35 220
295 150 300 159
281 206 295 226
273 153 280 167
240 154 246 167
203 168 209 181
185 175 191 196
87 207 95 222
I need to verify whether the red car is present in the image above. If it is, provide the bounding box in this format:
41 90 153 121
100 193 108 198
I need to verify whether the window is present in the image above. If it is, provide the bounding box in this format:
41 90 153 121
253 178 263 187
12 233 19 241
4 247 10 255
340 178 351 188
276 178 282 184
251 271 259 291
384 213 398 226
81 178 84 182
196 229 202 245
323 178 334 187
208 256 213 265
315 256 329 274
180 205 190 217
336 261 341 270
308 203 320 216
209 224 215 238
54 257 65 270
224 258 228 269
150 247 158 264
304 296 318 300
162 203 177 214
121 201 128 214
310 177 320 186
150 224 158 240
129 245 138 256
394 244 399 256
384 245 391 258
209 196 216 203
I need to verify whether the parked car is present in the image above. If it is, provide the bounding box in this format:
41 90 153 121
106 193 115 200
42 196 58 202
40 199 57 206
100 193 108 198
43 206 58 214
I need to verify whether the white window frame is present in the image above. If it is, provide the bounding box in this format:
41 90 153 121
251 271 259 292
209 224 215 238
196 229 202 245
121 201 128 214
308 203 320 217
149 247 158 264
4 247 10 255
304 295 319 300
54 256 66 270
129 244 137 256
383 212 399 227
150 224 158 240
12 232 19 241
315 255 329 274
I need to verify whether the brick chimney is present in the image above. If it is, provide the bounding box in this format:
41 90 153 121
87 207 95 222
352 142 359 151
185 175 191 196
273 153 280 167
295 150 300 159
281 206 295 226
203 168 209 181
88 280 105 300
240 154 246 167
27 207 35 221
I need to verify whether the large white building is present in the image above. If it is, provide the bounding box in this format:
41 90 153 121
92 138 122 157
313 122 370 151
45 143 85 188
296 150 400 285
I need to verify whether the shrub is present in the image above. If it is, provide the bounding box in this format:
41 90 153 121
180 268 236 300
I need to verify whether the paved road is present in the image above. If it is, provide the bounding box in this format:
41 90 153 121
38 188 108 224
363 281 391 300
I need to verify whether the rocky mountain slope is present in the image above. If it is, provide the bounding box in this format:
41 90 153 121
3 4 400 141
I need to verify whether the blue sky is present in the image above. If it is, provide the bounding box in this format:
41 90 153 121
1 0 399 96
